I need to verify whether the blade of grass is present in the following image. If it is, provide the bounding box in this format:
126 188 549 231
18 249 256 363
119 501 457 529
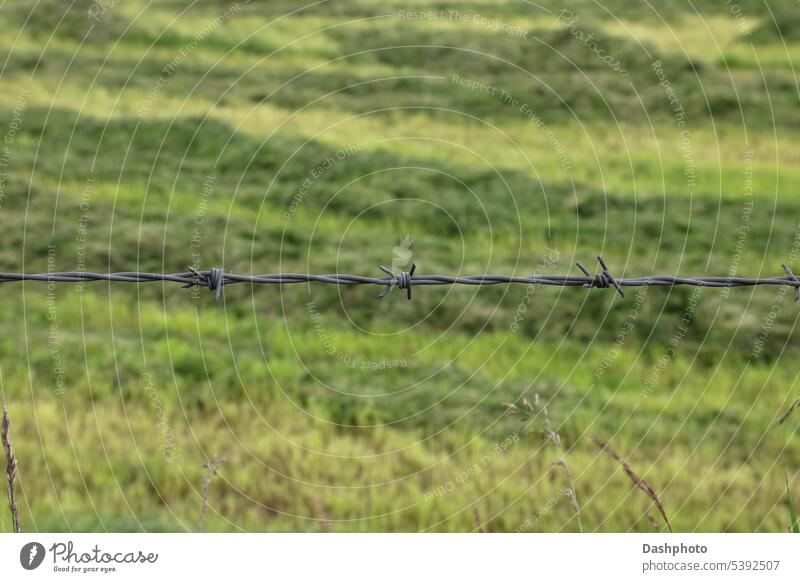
786 472 799 533
778 397 800 425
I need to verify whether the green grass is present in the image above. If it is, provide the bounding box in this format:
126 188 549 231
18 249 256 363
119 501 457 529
0 0 798 532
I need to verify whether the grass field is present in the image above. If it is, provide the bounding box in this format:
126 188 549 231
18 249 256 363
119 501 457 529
0 0 798 532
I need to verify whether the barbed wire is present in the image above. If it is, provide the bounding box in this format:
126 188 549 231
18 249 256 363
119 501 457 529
3 257 800 304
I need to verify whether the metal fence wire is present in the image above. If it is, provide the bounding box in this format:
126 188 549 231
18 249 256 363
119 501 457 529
2 256 800 303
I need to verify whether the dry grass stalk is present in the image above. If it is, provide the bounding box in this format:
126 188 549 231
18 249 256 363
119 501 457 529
198 454 224 531
556 460 582 519
645 511 662 532
473 506 485 533
592 437 671 532
533 394 582 532
2 400 21 533
312 496 332 533
509 393 582 530
778 397 800 425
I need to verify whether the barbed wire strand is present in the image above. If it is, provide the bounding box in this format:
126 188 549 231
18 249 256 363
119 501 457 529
2 257 800 303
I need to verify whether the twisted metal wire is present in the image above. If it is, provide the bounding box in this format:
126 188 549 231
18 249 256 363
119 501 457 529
2 257 800 303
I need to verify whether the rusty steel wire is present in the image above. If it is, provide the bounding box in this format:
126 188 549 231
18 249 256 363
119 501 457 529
3 257 800 304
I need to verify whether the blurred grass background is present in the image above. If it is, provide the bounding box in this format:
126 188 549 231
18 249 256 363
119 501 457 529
0 0 798 531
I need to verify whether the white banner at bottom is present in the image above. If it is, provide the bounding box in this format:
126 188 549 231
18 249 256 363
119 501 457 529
0 533 797 581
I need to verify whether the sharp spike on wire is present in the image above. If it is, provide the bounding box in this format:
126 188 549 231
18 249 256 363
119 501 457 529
404 263 416 300
184 266 224 302
597 256 624 297
377 265 395 299
377 264 416 300
576 258 623 297
783 264 800 302
576 262 592 284
210 267 224 303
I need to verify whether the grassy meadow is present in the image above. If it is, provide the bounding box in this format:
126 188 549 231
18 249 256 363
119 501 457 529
0 0 799 532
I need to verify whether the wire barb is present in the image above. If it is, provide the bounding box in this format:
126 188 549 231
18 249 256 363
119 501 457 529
184 267 225 303
378 263 416 300
576 256 624 297
783 264 800 302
